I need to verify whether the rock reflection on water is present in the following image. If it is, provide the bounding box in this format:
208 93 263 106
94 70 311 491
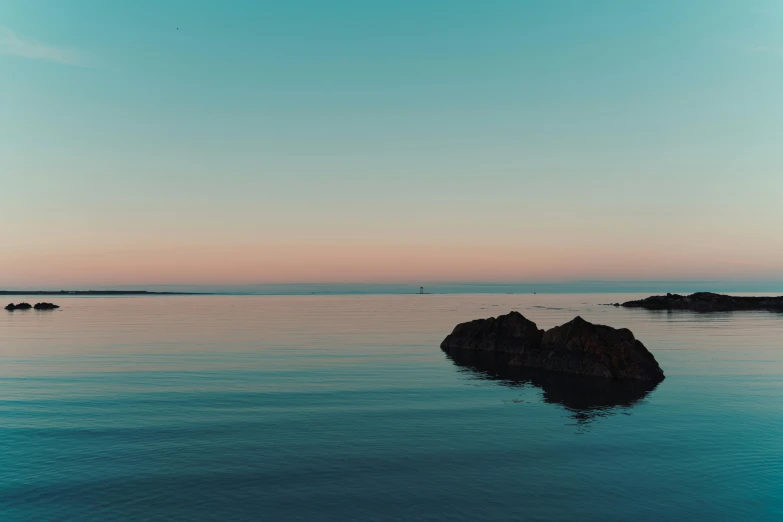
444 349 660 425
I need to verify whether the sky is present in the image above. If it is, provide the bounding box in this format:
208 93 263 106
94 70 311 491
1 0 782 289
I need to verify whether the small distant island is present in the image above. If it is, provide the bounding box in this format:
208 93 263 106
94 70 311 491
619 292 783 312
5 302 60 311
0 290 204 296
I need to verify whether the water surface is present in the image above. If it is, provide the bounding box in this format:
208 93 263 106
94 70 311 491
1 294 782 521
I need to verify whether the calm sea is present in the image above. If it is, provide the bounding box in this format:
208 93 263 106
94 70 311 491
1 294 782 521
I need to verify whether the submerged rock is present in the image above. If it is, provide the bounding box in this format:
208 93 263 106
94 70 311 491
34 302 60 310
441 312 664 382
621 292 783 312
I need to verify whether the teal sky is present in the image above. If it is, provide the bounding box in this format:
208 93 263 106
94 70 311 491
2 1 782 287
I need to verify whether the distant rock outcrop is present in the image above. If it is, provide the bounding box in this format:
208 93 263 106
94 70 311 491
621 292 783 312
33 302 60 310
441 312 664 382
5 302 32 311
5 302 59 311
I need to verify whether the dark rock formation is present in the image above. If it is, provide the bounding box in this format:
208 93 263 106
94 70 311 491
440 311 543 355
441 312 664 382
535 316 664 381
445 349 660 425
6 302 59 310
622 292 783 312
33 302 60 310
5 302 33 311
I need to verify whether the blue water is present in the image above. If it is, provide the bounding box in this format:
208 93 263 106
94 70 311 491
1 294 782 521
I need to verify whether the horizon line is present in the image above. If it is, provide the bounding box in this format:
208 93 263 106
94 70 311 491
4 280 783 296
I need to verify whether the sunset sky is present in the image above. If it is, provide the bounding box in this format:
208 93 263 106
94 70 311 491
2 1 782 288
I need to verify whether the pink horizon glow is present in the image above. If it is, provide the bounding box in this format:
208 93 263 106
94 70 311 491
2 241 780 288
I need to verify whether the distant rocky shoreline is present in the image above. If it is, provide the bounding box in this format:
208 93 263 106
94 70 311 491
0 290 202 296
441 312 664 382
617 292 783 312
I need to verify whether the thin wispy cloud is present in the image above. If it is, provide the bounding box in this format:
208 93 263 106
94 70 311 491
0 26 84 65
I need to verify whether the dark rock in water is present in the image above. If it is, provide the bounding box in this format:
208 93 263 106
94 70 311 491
6 302 59 311
5 302 33 311
621 292 783 312
444 349 660 424
441 312 664 382
34 302 60 310
535 316 664 381
440 311 543 355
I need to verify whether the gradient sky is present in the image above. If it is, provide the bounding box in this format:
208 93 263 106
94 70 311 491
2 0 782 288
